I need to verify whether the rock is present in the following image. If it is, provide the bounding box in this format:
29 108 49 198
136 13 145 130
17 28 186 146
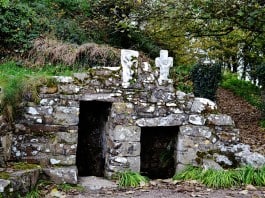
191 98 217 113
136 114 187 127
207 114 235 126
43 166 78 184
78 176 117 190
0 179 10 193
54 76 74 83
236 151 265 168
112 125 141 141
27 107 39 115
246 184 257 191
215 154 233 166
202 159 223 170
189 115 206 125
9 169 40 194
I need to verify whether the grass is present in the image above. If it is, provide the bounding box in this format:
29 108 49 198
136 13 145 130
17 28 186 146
173 165 265 188
0 61 80 118
114 170 149 188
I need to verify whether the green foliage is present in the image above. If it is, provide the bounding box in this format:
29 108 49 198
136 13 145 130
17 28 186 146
22 188 40 198
114 170 149 188
260 120 265 128
173 165 203 181
0 61 75 117
221 72 262 108
190 63 222 101
0 0 9 8
172 65 193 93
173 165 265 188
0 1 45 49
238 165 265 186
201 169 239 188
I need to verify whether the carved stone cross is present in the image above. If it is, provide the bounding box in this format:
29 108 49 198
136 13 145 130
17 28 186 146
121 49 139 88
155 50 173 85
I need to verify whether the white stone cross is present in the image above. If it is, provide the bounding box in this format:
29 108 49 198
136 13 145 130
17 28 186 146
155 50 173 85
121 49 139 88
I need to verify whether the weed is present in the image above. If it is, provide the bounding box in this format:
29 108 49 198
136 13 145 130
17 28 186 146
114 170 149 188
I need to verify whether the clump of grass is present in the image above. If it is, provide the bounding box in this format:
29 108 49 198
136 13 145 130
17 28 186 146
173 165 203 181
115 170 149 188
201 169 239 188
28 37 120 67
173 165 265 188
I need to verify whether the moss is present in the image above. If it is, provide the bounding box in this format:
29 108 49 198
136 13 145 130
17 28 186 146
0 172 10 180
12 162 41 170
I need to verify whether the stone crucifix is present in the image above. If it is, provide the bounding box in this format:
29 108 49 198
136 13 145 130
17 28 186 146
121 49 139 88
155 50 173 85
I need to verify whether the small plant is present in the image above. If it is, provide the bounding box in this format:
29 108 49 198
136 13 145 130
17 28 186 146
260 120 265 128
22 188 40 198
201 169 239 188
115 170 149 188
173 165 203 181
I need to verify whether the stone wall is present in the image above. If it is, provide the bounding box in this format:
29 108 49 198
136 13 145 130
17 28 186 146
9 53 265 178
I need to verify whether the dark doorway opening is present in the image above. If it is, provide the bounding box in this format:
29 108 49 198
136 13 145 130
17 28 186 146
76 101 112 176
140 126 178 179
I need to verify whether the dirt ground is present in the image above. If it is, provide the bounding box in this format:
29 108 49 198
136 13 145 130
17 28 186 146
52 88 265 198
65 180 265 198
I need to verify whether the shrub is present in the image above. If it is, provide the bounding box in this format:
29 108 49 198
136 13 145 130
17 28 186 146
0 2 43 50
190 63 222 101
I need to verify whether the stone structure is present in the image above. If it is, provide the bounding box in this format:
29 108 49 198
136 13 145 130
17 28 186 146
155 50 173 85
0 49 263 182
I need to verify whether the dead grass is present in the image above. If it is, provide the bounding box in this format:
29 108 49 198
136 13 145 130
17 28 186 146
28 37 120 67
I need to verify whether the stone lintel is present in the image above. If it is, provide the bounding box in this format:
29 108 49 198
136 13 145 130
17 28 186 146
136 114 187 127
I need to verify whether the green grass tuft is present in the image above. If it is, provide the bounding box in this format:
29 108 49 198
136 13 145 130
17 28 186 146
173 165 265 188
115 170 149 188
173 165 203 181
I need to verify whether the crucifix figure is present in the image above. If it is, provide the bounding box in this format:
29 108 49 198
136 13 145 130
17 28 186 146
155 50 173 85
121 49 139 88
